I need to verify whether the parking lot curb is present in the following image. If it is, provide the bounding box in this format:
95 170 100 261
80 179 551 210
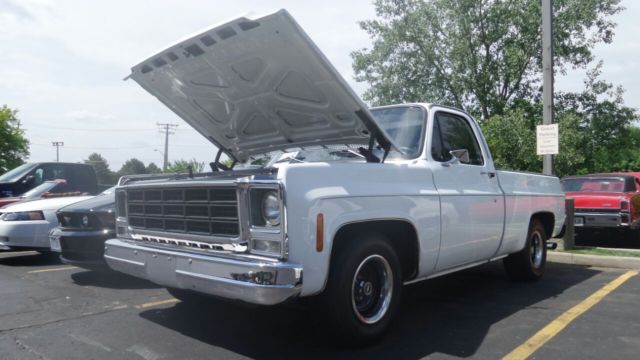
548 251 640 270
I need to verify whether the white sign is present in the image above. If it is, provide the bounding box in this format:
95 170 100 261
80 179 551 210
536 124 559 155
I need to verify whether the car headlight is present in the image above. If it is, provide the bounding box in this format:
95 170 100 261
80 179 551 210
262 191 281 226
1 211 45 221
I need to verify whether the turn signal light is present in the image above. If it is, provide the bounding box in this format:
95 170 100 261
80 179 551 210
621 201 630 211
316 213 324 252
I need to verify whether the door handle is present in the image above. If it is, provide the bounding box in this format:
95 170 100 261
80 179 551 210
481 171 496 178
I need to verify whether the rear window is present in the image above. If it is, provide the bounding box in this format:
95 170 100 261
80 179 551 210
561 178 626 192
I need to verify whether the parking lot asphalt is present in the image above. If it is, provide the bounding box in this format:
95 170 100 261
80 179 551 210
1 251 639 360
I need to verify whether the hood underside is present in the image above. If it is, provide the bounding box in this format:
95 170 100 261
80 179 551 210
129 9 391 162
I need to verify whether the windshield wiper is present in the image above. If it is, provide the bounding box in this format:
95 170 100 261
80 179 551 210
274 157 305 164
329 149 365 159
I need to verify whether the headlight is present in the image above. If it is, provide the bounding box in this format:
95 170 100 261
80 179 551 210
262 191 281 226
1 211 45 221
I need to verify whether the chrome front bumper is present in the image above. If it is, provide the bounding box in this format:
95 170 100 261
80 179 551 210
574 212 636 229
104 239 303 305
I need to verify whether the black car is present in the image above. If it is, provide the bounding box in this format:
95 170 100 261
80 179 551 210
49 189 115 271
0 162 102 198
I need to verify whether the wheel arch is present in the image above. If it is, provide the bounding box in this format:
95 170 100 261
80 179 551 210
329 219 420 282
531 211 555 239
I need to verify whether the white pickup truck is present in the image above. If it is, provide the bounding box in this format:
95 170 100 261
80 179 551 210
105 10 566 342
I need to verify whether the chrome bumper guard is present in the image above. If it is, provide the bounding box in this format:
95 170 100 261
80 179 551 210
104 239 303 305
574 212 632 228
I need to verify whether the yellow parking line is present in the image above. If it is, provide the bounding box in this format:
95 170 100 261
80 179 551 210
503 270 638 360
27 266 77 274
134 298 178 309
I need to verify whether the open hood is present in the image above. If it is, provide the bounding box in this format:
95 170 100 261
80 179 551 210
128 9 393 162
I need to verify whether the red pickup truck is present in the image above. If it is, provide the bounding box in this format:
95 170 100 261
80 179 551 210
561 173 640 230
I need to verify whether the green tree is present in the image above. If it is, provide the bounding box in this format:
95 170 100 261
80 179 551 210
352 0 623 119
117 158 148 176
165 159 205 173
84 153 116 185
0 105 29 173
481 66 638 177
146 162 162 174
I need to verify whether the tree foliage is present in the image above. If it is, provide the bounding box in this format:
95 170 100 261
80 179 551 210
353 0 623 119
146 162 162 174
84 153 116 185
165 159 205 174
354 0 638 176
482 65 638 177
0 105 29 174
117 158 148 176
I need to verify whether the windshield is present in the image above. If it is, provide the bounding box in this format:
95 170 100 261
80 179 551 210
235 106 426 168
561 178 626 193
370 106 425 158
21 181 63 199
0 163 37 182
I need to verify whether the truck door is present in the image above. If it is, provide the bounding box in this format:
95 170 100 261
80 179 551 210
429 109 505 270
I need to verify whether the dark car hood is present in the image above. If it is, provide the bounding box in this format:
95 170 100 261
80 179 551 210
0 183 17 198
59 192 115 214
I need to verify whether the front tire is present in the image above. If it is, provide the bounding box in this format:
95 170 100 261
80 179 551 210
504 219 547 281
324 234 402 345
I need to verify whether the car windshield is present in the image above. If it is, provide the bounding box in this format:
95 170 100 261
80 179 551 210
0 163 37 182
21 181 64 199
235 106 426 168
561 178 626 193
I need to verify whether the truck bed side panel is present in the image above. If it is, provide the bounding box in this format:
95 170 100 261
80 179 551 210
496 170 565 255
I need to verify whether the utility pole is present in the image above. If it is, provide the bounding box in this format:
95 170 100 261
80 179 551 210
542 0 554 175
52 141 64 162
157 123 178 171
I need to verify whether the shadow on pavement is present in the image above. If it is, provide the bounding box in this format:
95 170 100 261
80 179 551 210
138 262 601 359
0 251 61 267
576 229 640 249
70 270 162 290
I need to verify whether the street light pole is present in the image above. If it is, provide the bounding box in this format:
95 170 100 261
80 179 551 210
52 141 64 162
542 0 554 175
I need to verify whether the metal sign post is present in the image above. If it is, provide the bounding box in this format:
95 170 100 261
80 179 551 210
542 0 554 175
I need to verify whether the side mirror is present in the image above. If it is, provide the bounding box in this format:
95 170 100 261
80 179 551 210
22 175 35 185
441 149 470 167
450 149 470 163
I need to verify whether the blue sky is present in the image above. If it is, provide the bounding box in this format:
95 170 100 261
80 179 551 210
0 0 638 169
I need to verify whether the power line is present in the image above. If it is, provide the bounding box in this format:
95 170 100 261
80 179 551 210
157 123 178 171
23 124 193 132
30 143 150 150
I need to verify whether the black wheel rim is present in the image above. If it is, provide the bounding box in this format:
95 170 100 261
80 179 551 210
351 254 393 324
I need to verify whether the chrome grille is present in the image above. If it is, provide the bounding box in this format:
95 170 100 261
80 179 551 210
576 208 621 214
126 187 239 237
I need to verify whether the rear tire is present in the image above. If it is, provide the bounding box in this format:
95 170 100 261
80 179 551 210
504 219 547 281
323 233 402 345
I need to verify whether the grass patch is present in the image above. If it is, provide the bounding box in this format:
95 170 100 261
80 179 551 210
566 247 640 258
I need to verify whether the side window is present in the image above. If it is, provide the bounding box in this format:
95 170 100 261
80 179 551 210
33 168 44 185
635 179 640 192
50 165 65 180
431 112 484 166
